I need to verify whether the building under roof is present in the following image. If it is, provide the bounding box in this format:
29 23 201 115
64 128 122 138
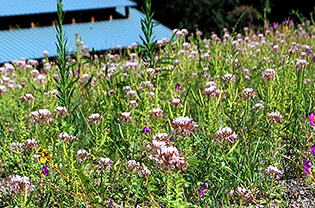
0 0 172 63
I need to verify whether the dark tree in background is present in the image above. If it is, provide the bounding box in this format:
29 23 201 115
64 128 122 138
134 0 315 37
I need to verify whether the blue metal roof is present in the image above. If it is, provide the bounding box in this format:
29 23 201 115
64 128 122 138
0 0 137 17
0 8 173 63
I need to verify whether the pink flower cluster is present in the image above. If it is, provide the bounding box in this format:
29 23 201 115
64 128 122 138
55 106 69 118
126 160 151 177
172 116 198 136
262 68 276 81
77 149 91 162
58 132 78 142
242 88 256 99
19 93 35 103
99 157 113 171
216 127 238 143
29 109 53 124
229 186 254 202
9 175 34 195
268 112 283 123
150 108 164 117
203 82 226 99
88 113 103 125
148 133 187 170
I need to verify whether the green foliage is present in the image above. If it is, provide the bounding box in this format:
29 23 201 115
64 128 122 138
1 9 315 207
139 0 159 68
54 0 79 117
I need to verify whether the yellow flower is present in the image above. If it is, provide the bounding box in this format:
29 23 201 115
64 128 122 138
40 149 51 163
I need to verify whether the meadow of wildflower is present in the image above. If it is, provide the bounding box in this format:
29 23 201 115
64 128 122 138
1 1 315 207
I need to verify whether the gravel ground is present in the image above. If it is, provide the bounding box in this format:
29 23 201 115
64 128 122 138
229 175 315 208
0 176 315 207
277 177 315 208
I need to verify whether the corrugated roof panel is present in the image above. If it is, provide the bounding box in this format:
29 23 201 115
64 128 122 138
0 8 172 63
0 0 137 17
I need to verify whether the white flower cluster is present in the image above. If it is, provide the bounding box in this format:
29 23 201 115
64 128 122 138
19 93 35 103
24 139 38 150
81 74 91 83
11 142 25 151
149 141 187 170
221 74 236 83
150 108 164 117
0 86 7 95
171 98 182 107
58 132 78 142
148 132 187 170
29 109 53 124
99 157 113 171
268 112 283 123
216 127 238 143
88 113 103 125
9 175 34 195
35 74 47 85
126 160 151 177
77 149 91 162
295 58 309 69
266 165 284 175
173 116 193 126
262 68 276 81
203 82 226 99
126 160 140 171
55 106 69 118
172 116 198 136
121 112 132 121
229 187 254 201
153 133 169 141
242 88 256 98
252 102 264 110
139 81 154 91
128 100 138 108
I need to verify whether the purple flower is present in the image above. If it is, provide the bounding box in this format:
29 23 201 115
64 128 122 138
200 184 206 196
312 56 315 62
310 33 312 38
309 111 315 126
43 164 50 176
289 20 293 24
284 20 288 25
306 49 313 56
298 33 301 38
265 23 269 30
109 198 113 207
304 159 311 175
273 22 278 30
142 125 150 134
312 144 315 155
75 70 79 76
175 83 181 91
